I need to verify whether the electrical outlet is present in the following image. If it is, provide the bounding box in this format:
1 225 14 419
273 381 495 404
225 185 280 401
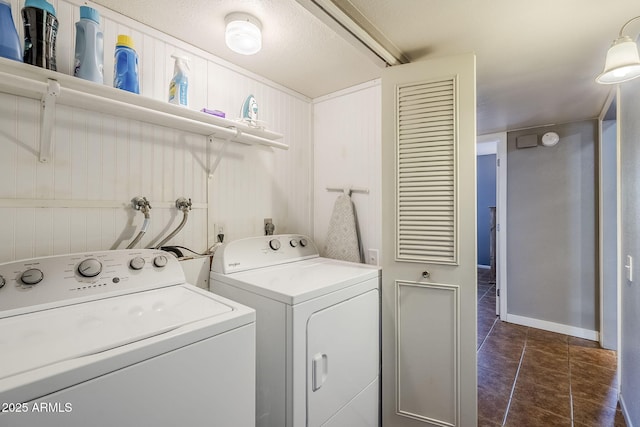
368 249 379 266
215 224 225 243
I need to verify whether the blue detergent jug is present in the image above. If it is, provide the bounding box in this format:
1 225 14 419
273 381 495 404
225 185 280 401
0 0 22 62
113 35 139 94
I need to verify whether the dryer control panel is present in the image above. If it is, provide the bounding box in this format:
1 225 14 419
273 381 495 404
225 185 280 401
0 249 184 317
212 234 319 274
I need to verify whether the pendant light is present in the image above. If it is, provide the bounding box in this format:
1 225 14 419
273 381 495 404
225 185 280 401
225 12 262 55
597 16 640 84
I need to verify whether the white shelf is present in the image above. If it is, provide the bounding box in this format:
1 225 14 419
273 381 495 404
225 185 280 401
0 57 287 165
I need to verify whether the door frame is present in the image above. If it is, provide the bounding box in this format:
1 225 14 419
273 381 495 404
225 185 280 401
477 132 507 320
597 89 620 352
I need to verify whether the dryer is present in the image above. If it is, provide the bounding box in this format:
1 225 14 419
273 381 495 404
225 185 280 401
0 249 255 427
210 234 380 427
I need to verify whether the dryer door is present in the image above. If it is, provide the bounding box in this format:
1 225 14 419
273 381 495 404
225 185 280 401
306 288 379 426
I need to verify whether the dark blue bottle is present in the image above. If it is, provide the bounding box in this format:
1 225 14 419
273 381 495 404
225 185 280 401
113 34 139 94
21 0 58 70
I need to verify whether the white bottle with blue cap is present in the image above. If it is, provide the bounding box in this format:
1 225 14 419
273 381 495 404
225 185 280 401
74 6 103 83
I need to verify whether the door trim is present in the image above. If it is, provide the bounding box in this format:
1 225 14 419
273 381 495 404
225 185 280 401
596 87 622 390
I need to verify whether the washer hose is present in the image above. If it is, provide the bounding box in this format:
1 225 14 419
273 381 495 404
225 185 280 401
126 205 151 249
155 198 192 249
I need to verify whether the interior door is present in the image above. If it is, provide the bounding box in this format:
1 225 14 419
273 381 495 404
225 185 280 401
381 54 477 427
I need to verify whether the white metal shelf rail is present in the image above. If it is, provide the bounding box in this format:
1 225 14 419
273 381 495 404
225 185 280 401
0 57 288 174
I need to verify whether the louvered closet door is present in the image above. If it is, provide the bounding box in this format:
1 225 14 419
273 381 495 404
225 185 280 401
381 54 477 427
397 78 456 264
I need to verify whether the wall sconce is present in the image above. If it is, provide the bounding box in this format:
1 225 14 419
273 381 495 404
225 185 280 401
597 16 640 84
225 12 262 55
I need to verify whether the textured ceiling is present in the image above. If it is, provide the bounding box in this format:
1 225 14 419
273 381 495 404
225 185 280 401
93 0 638 134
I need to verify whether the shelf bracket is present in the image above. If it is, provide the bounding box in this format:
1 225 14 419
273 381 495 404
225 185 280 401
207 128 239 179
39 79 60 163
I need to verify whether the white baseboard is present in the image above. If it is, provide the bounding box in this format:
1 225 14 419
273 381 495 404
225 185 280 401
477 264 491 270
620 393 634 427
505 313 599 341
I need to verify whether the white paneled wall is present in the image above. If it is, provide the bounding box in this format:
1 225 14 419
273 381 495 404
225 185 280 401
313 81 381 264
0 0 312 262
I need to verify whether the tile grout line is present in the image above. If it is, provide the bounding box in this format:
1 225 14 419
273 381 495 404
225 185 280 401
476 282 498 352
477 282 495 303
568 344 575 427
477 315 498 352
501 334 528 426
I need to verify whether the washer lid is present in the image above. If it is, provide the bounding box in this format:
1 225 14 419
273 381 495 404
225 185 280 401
214 257 380 304
0 285 233 380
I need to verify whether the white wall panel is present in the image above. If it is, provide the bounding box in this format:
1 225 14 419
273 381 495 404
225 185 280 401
52 208 71 255
0 0 312 263
313 81 381 264
0 209 16 261
16 96 38 199
0 94 17 198
53 105 72 199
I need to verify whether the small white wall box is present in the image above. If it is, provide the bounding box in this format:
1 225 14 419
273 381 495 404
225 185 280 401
516 134 538 149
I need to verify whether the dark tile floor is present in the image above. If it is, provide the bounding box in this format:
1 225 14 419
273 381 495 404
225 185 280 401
477 269 626 426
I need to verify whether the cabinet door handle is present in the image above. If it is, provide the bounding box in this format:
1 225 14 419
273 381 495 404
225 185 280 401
312 353 328 391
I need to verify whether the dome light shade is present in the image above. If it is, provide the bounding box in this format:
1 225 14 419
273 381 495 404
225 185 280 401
597 35 640 84
225 13 262 55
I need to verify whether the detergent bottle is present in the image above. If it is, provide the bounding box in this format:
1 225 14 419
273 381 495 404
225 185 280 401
113 35 139 94
73 6 103 83
168 55 189 107
22 0 58 70
0 0 22 62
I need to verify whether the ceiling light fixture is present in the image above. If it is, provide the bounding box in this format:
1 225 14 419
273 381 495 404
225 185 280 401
597 16 640 84
225 12 262 55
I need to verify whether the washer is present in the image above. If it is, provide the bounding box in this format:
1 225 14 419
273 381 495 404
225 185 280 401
210 234 380 427
0 249 255 427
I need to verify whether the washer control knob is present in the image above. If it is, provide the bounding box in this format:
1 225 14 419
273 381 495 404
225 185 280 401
0 275 5 289
21 268 44 285
153 255 168 268
299 238 308 247
289 239 298 248
269 239 281 251
129 256 146 270
77 258 102 278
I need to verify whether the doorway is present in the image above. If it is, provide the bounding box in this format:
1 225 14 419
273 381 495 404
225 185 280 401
477 132 507 321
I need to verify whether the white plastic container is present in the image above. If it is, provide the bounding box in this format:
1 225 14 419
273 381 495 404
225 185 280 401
168 55 189 107
73 6 103 83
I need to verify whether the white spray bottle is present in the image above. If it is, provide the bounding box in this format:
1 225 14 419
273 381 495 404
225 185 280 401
168 55 190 107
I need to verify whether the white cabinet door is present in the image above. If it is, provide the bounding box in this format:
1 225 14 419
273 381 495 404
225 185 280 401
306 289 379 427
